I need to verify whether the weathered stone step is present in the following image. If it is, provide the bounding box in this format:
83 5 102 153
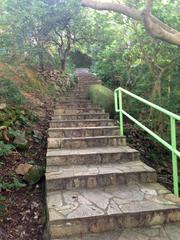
74 84 100 89
58 99 89 103
59 97 89 102
71 89 89 93
77 78 101 82
71 90 87 94
51 113 109 121
46 161 157 191
57 100 90 106
77 81 101 85
55 103 96 108
50 222 180 240
50 119 114 128
48 126 119 138
46 146 139 166
70 94 87 98
47 136 126 149
53 108 104 115
77 79 100 81
73 86 96 90
47 183 180 238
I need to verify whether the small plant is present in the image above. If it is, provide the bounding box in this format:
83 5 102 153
8 129 22 138
26 111 39 122
0 141 15 157
0 177 26 191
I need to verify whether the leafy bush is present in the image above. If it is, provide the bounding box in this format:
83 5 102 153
88 84 114 116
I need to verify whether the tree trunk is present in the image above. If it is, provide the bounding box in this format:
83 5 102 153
60 58 66 71
38 50 44 72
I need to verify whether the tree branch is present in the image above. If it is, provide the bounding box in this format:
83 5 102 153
145 0 153 14
81 0 141 20
81 0 180 46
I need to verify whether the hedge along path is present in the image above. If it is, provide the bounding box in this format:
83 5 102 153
45 68 180 240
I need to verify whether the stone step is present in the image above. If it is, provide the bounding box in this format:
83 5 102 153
53 108 104 115
47 183 180 238
49 119 114 128
71 91 87 95
46 161 157 191
46 146 139 166
50 222 180 240
77 78 101 81
47 136 126 149
51 113 109 121
59 97 89 101
56 97 91 105
76 82 101 85
48 126 119 138
77 77 102 84
71 89 88 93
74 84 100 89
70 94 87 98
55 103 96 108
72 86 93 91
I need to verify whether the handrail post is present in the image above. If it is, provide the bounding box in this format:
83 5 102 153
114 90 118 112
170 116 178 196
119 89 124 136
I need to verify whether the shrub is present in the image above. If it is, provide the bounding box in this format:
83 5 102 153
88 84 115 116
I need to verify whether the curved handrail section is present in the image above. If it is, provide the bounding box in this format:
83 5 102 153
114 87 180 196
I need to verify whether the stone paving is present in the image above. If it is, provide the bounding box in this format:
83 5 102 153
47 183 180 222
46 68 180 239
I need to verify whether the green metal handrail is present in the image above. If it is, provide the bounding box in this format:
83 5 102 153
114 87 180 196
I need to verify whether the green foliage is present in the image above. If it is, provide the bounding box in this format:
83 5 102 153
0 0 95 71
88 84 114 116
0 177 26 191
89 4 180 135
0 141 15 157
0 108 31 128
0 78 25 105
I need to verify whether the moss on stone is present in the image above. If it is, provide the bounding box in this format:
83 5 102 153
23 165 44 185
88 84 115 116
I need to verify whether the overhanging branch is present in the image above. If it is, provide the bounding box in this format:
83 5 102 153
81 0 180 46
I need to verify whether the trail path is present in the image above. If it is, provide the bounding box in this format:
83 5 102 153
46 68 180 240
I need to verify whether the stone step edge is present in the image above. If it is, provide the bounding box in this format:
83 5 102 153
48 135 125 141
48 126 119 131
51 114 109 119
46 147 139 166
45 161 157 192
47 136 126 150
54 107 103 110
50 119 114 123
46 146 138 157
47 182 180 238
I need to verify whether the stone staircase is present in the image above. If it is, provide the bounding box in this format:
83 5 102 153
46 68 180 240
